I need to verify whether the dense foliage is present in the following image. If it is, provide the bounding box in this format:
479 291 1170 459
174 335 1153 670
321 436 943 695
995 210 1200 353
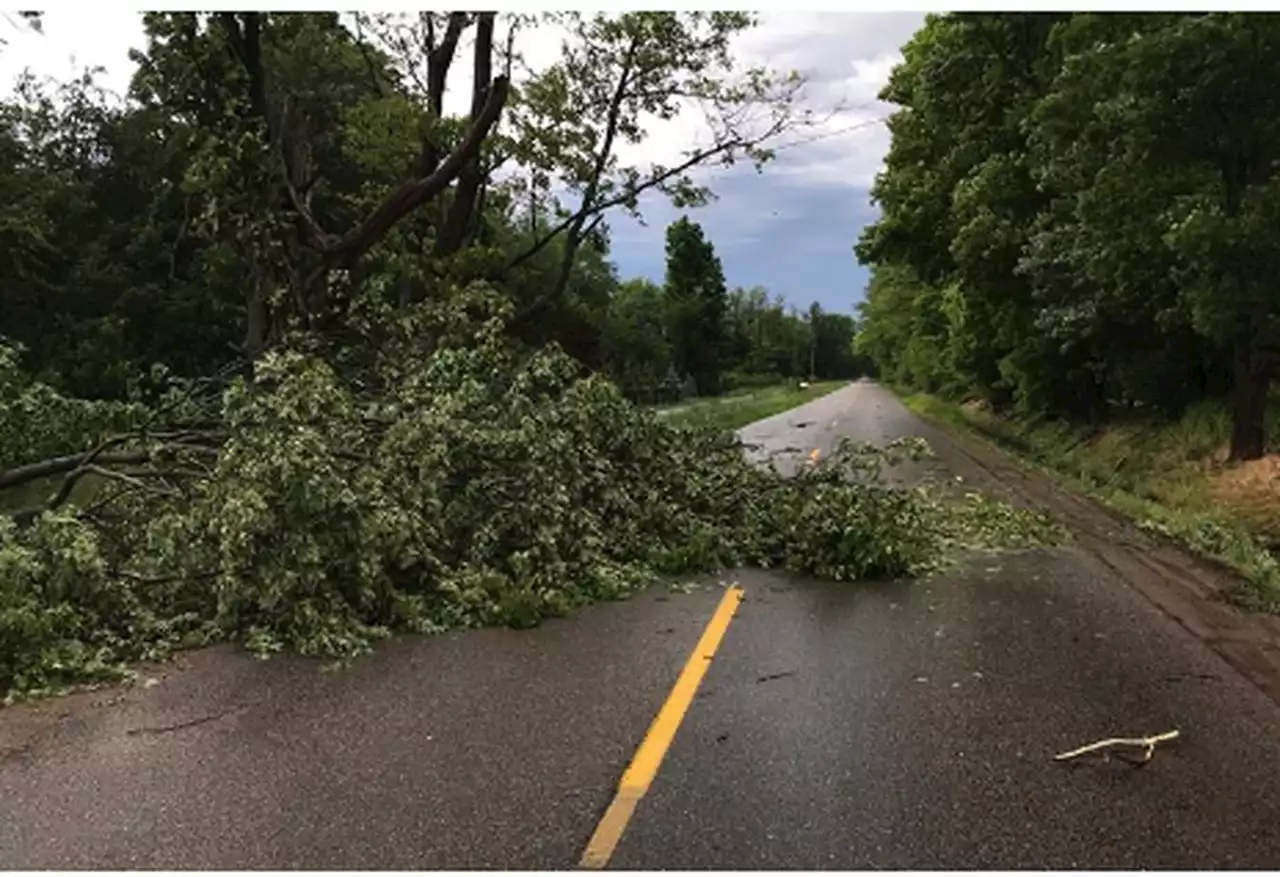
856 12 1280 462
0 289 1056 700
0 12 1042 701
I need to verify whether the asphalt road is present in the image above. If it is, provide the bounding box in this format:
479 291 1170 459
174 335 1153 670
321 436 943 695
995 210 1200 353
4 380 1280 868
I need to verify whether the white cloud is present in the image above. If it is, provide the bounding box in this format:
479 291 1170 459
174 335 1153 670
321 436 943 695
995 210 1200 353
0 10 143 99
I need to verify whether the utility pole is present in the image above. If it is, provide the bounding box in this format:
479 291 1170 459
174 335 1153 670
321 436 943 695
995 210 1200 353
808 302 820 381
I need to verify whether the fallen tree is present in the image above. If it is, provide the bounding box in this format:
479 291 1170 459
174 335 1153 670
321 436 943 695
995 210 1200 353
0 286 1059 702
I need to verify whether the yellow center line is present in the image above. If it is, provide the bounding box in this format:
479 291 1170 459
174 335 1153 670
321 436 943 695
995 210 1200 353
578 583 745 870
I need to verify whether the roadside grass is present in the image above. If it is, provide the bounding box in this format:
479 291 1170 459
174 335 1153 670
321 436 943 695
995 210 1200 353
900 391 1280 613
660 380 847 432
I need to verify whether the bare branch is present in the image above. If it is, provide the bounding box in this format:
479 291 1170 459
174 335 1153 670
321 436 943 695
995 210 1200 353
503 125 784 330
80 464 183 499
0 449 148 492
4 435 221 527
582 212 606 240
417 12 470 178
507 135 751 276
434 12 496 260
1 436 221 492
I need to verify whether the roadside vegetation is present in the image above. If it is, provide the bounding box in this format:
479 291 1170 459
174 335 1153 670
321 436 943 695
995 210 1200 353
661 380 846 432
854 13 1280 611
0 12 1047 703
901 393 1280 612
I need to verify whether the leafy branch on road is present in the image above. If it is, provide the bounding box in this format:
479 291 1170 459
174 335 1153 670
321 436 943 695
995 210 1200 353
0 293 1056 702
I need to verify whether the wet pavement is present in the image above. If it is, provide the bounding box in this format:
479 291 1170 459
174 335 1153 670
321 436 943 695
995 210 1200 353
612 558 1280 869
3 381 1280 868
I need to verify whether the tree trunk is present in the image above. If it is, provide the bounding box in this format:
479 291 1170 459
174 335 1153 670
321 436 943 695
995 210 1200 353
1229 325 1271 462
433 12 494 261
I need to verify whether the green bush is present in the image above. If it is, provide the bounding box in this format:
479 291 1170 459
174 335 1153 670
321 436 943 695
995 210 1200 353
0 342 148 472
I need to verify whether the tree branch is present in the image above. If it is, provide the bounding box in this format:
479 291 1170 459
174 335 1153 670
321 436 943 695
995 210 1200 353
1 437 221 492
352 14 390 98
4 436 221 526
79 464 183 498
216 13 268 124
502 132 764 328
417 11 470 178
0 449 146 492
326 73 511 268
544 35 640 312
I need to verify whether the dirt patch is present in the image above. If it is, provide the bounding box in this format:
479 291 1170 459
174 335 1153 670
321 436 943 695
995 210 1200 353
1210 455 1280 538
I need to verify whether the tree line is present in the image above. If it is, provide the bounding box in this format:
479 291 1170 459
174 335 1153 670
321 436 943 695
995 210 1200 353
856 12 1280 461
0 12 860 415
607 216 865 403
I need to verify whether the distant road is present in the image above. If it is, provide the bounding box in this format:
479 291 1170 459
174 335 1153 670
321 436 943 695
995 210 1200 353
3 381 1280 868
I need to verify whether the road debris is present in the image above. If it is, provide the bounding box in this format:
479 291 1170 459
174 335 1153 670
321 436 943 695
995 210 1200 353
755 670 797 684
1054 729 1180 766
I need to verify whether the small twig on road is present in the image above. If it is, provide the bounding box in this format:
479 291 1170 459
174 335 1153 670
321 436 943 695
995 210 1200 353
1053 729 1180 766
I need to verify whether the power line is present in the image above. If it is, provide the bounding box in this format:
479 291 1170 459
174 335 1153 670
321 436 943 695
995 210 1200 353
770 114 892 154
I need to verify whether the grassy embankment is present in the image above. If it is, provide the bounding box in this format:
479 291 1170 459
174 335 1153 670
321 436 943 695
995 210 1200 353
900 391 1280 613
660 380 847 432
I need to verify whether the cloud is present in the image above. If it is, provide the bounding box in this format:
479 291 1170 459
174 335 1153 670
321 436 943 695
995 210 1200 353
730 14 924 191
0 10 143 99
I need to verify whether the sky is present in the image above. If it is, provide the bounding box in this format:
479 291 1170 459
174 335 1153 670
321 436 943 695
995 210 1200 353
0 9 927 316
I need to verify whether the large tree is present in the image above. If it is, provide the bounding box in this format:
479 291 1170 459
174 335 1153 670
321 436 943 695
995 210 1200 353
857 12 1280 459
1033 13 1280 458
663 216 729 395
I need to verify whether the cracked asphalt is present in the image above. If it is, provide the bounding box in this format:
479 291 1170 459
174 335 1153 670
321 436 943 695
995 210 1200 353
3 380 1280 868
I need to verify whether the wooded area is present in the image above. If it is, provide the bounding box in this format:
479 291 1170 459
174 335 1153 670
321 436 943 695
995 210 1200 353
856 12 1280 463
0 12 859 409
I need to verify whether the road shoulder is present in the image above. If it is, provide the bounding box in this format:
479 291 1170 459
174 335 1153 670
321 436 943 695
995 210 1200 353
905 393 1280 710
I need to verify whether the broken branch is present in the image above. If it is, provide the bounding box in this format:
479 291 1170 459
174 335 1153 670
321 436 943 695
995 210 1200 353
1053 729 1180 765
325 73 511 269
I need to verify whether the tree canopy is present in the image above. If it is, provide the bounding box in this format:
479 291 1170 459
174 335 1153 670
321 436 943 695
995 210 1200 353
857 12 1280 461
